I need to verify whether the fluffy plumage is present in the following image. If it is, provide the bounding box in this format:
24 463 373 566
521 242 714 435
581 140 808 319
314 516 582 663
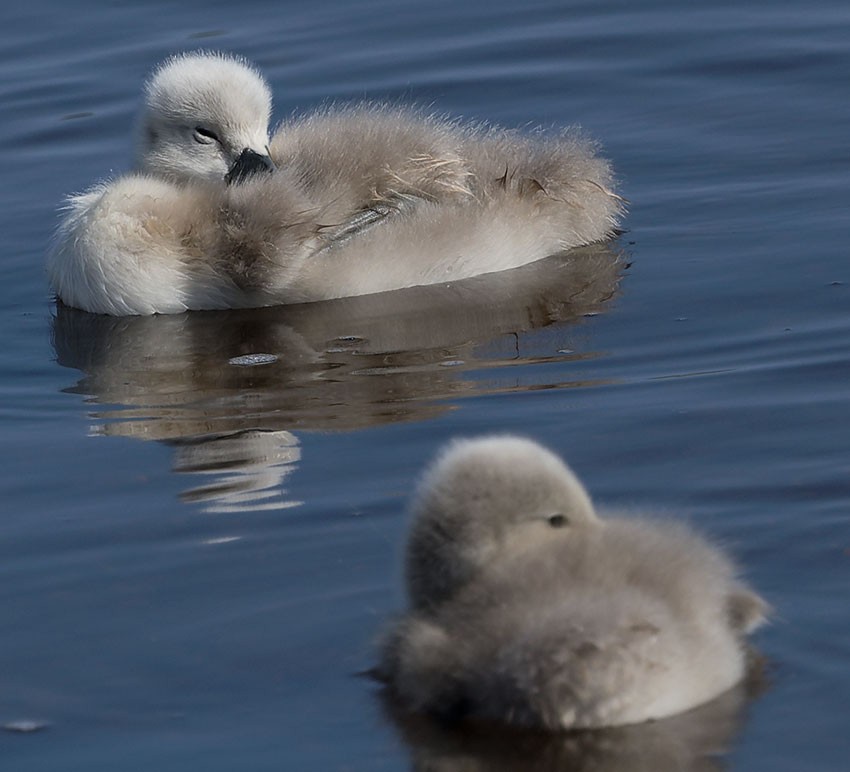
49 52 623 315
376 436 767 730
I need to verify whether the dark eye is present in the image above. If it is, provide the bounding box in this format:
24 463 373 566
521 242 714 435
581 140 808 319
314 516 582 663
193 126 220 145
547 514 569 528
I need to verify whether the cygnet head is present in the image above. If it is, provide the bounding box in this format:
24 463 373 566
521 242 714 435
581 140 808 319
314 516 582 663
137 52 275 184
405 436 599 611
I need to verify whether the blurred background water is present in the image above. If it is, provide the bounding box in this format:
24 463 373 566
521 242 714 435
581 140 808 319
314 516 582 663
1 0 848 769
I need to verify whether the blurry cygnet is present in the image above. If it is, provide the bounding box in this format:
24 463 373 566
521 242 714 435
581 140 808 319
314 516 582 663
376 436 768 730
49 52 623 316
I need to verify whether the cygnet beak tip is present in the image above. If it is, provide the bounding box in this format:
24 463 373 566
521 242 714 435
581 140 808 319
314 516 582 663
226 148 276 185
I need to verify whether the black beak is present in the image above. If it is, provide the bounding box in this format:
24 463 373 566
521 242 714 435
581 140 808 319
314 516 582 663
225 148 276 185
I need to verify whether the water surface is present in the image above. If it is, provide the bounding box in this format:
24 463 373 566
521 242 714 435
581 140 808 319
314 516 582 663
1 0 849 769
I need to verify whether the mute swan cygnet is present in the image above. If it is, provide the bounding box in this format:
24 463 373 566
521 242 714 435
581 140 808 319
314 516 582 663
377 436 768 730
48 52 623 315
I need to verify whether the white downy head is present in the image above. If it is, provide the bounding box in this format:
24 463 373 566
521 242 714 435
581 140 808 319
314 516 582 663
137 51 274 184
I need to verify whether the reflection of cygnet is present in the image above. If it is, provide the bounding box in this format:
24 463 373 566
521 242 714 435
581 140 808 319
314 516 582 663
172 429 302 514
377 436 768 730
49 52 623 316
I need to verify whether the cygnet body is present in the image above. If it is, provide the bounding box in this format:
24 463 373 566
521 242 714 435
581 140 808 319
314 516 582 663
377 436 767 730
48 53 623 315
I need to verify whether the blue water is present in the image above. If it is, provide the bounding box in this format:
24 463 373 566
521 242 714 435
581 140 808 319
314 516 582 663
2 0 849 769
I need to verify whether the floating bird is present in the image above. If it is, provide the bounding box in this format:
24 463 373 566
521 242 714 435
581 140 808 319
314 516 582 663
49 52 622 315
376 436 767 730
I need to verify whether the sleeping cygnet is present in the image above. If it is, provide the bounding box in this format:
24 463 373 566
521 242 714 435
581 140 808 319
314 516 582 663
48 52 624 316
376 436 768 730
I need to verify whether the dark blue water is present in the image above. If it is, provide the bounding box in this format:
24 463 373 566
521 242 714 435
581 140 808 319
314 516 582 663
2 0 849 769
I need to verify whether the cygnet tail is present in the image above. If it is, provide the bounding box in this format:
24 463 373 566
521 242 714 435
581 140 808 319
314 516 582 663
467 127 625 251
727 587 770 634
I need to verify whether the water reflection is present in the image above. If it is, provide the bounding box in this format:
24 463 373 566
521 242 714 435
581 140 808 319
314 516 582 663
172 429 302 513
52 246 624 512
379 662 765 772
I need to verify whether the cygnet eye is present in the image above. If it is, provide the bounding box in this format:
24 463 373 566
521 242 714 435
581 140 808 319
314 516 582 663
547 513 569 528
193 126 220 145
